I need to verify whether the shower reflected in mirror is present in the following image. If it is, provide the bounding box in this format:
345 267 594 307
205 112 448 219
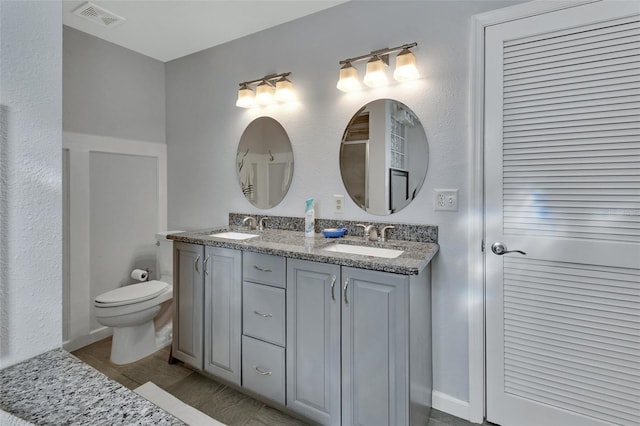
237 117 294 209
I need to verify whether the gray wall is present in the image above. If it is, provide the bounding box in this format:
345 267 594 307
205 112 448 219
0 0 62 368
166 0 519 402
63 26 166 143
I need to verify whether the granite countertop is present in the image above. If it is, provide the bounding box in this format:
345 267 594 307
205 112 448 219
168 227 439 275
0 349 183 426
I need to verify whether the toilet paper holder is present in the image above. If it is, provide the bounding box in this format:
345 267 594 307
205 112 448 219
131 268 151 282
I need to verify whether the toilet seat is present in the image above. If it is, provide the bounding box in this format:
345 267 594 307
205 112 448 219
95 281 169 307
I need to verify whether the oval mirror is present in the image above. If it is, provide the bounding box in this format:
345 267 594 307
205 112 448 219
237 117 294 209
340 99 429 215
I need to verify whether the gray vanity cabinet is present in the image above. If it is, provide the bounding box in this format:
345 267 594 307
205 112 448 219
241 252 287 405
203 246 241 386
341 266 410 426
286 259 341 426
173 242 204 370
287 260 423 426
173 243 242 385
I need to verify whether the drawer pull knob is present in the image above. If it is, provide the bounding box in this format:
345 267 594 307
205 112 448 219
253 265 273 273
253 310 273 318
254 366 272 376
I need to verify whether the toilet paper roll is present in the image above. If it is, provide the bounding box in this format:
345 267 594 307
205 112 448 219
131 269 148 282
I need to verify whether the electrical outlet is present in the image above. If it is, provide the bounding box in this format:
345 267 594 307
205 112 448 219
334 194 345 213
434 189 458 211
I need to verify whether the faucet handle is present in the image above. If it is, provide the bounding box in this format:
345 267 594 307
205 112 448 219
259 217 268 231
356 224 367 239
379 225 395 242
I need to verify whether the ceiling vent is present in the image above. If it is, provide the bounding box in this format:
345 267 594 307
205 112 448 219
72 2 126 28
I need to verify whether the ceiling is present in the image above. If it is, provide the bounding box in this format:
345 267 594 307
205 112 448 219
62 1 347 62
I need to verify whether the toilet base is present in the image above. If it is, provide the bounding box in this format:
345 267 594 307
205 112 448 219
110 320 157 365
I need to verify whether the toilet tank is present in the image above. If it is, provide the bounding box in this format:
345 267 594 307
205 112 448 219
156 231 181 285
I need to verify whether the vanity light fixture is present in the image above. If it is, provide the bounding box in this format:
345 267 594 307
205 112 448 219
274 76 295 102
235 72 294 108
336 62 361 92
337 42 418 92
255 80 275 106
363 55 388 88
393 48 419 82
235 83 255 108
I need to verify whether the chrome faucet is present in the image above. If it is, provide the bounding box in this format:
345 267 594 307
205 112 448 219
243 216 257 230
356 224 378 241
259 217 268 231
379 225 395 242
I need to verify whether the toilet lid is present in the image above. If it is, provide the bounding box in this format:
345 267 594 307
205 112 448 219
95 281 169 307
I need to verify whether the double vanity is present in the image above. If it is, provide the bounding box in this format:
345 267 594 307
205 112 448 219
168 216 438 426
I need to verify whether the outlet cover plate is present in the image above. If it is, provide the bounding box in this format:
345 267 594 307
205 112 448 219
334 194 345 213
434 189 458 211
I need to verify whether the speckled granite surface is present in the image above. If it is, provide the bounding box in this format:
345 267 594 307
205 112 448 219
229 213 438 243
169 227 438 275
0 349 183 426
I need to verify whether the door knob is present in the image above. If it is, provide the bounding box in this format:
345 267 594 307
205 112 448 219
491 241 526 256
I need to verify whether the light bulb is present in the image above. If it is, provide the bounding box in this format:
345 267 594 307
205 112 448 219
275 77 295 102
336 62 360 92
235 85 255 108
363 56 388 88
255 81 275 106
394 48 419 82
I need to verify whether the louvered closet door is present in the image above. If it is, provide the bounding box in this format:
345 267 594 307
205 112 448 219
485 2 640 425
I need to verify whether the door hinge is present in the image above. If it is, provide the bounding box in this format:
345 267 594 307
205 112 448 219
481 240 485 252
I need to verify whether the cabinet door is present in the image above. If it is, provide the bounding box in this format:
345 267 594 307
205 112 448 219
342 267 410 426
173 242 204 370
286 259 341 426
204 246 241 385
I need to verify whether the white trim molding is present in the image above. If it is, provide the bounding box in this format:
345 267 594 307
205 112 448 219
433 391 471 422
63 131 167 232
468 1 600 423
62 132 167 350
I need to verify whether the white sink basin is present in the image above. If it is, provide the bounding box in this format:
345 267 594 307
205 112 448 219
209 232 259 240
322 244 404 259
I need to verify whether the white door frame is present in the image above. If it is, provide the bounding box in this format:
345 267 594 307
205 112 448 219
468 1 600 422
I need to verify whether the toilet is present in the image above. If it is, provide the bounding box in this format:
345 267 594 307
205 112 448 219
94 232 177 365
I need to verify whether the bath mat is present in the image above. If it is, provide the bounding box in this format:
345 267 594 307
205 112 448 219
134 381 225 426
0 409 33 425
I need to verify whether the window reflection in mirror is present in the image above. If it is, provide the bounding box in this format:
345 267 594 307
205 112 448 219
237 117 294 209
340 99 429 215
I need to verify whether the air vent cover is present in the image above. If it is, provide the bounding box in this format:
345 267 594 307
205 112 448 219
72 2 126 28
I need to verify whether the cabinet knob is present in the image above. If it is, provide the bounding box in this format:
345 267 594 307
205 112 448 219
343 280 349 304
253 310 273 318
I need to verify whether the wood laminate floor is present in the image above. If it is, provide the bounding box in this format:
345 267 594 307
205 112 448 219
72 338 478 426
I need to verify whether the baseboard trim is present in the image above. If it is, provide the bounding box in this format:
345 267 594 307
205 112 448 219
432 391 471 423
63 327 112 352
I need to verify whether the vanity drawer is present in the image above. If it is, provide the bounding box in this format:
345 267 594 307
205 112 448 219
243 252 286 288
243 281 285 346
242 335 285 405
